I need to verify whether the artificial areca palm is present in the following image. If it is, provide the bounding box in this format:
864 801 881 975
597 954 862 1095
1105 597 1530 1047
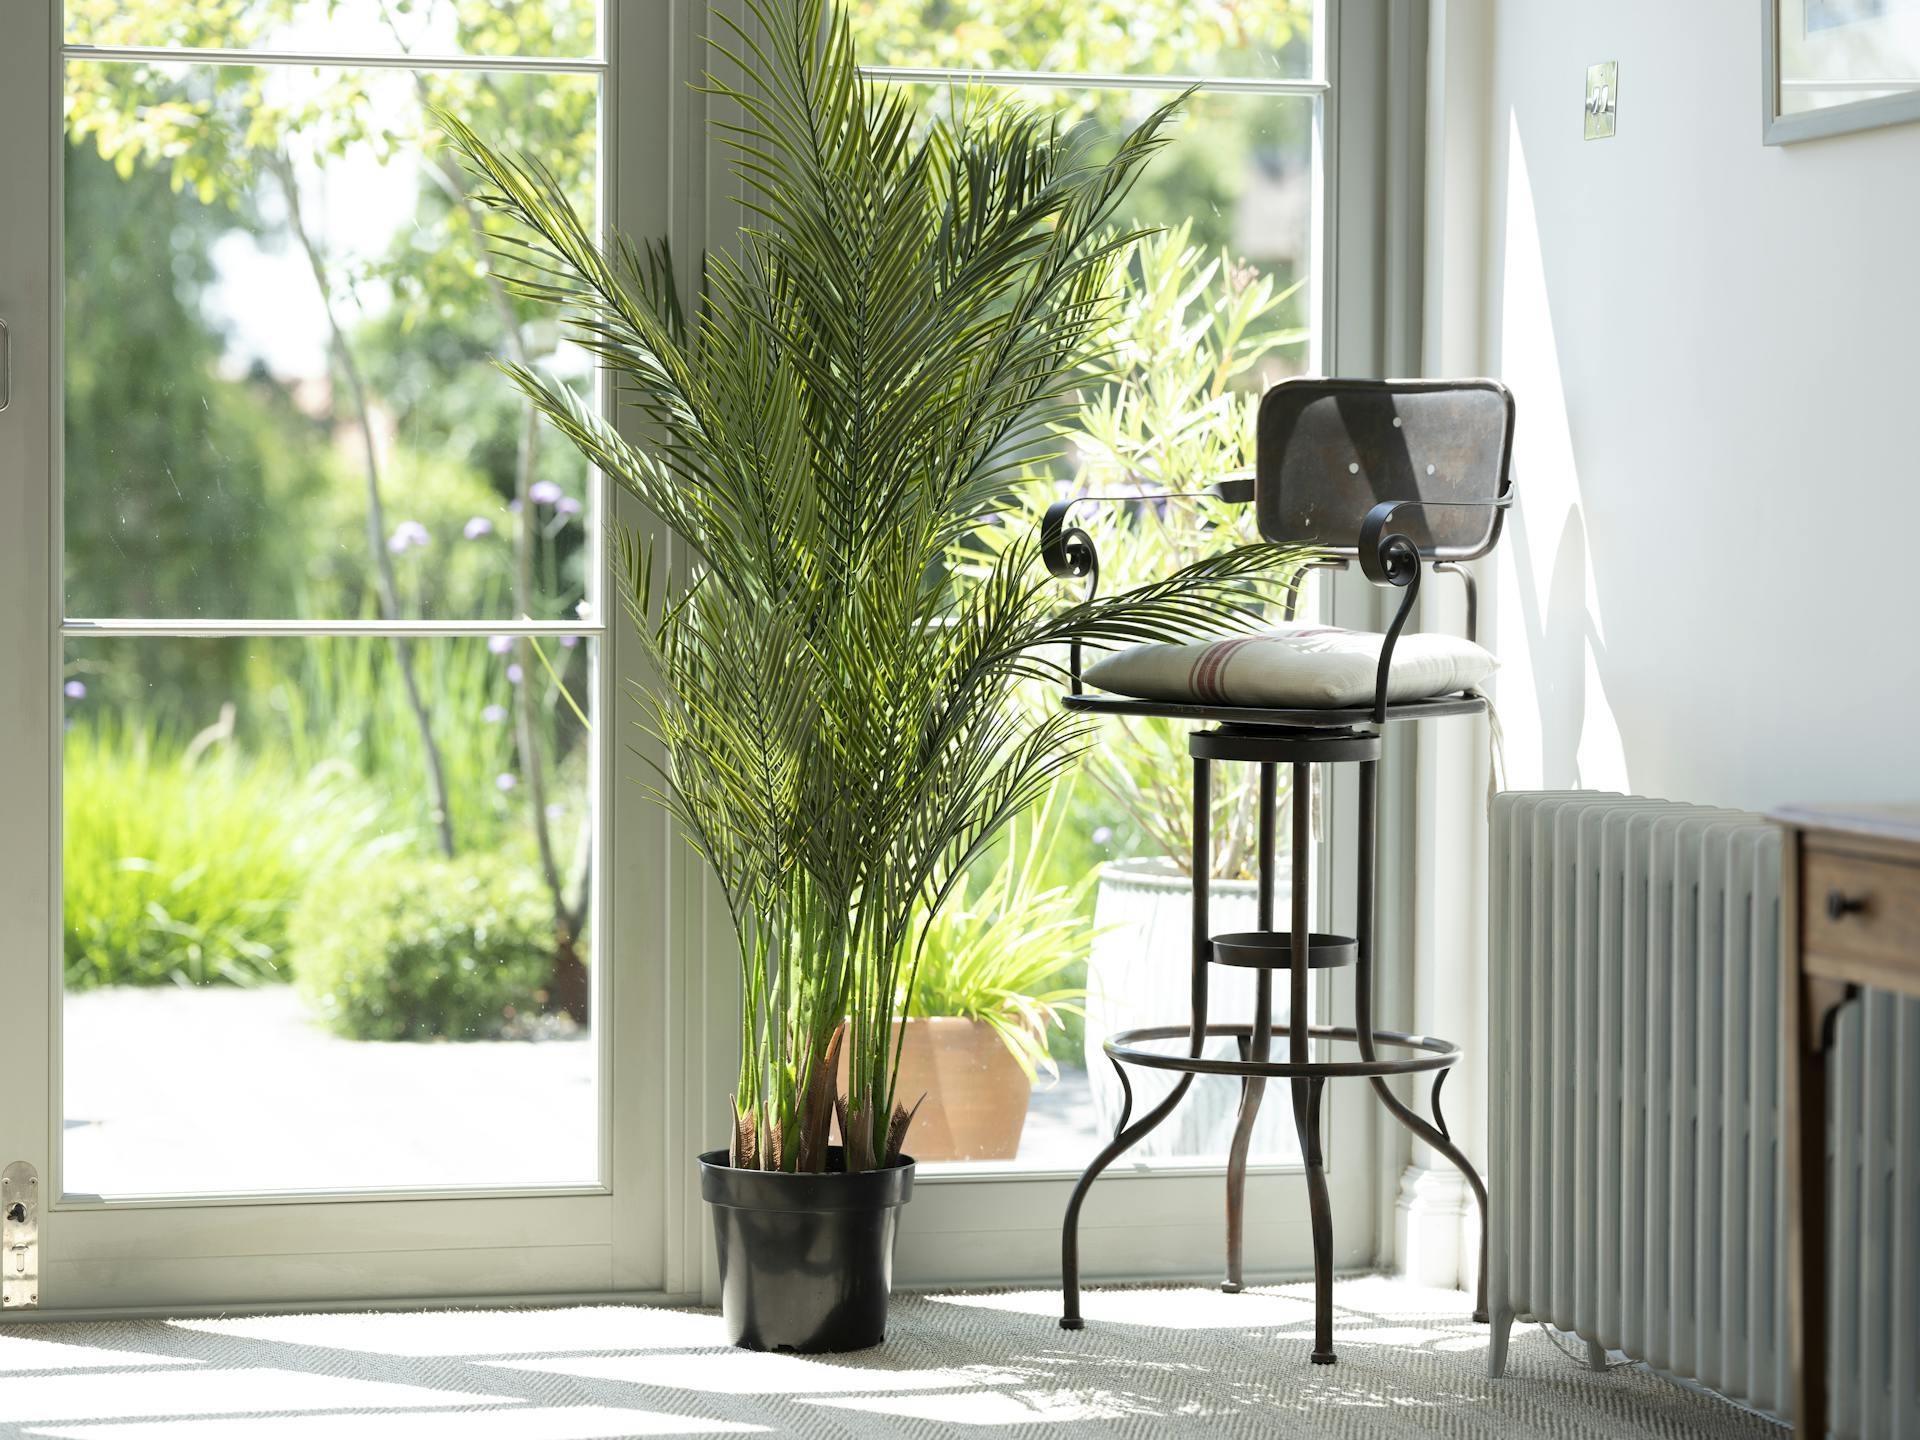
438 0 1307 1173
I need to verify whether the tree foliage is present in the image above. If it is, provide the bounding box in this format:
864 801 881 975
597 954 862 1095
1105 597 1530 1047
63 0 599 1001
845 0 1310 80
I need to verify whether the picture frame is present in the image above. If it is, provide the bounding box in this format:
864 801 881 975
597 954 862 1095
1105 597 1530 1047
1764 0 1920 143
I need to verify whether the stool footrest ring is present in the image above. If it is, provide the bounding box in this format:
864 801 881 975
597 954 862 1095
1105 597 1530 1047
1211 930 1356 970
1102 1022 1460 1079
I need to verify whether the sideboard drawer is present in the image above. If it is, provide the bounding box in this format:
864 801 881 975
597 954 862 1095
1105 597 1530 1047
1801 843 1920 987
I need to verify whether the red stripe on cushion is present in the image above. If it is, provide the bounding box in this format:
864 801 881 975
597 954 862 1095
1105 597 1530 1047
1192 634 1263 703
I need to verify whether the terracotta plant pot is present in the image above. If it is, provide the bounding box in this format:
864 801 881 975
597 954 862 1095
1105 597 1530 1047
837 1016 1032 1162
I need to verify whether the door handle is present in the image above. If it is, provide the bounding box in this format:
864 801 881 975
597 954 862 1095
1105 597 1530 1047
0 317 10 413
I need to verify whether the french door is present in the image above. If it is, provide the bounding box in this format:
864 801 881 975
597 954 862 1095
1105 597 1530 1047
0 0 694 1317
0 0 1415 1317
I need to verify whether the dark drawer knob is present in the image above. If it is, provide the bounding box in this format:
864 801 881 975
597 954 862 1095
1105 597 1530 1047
1826 890 1869 921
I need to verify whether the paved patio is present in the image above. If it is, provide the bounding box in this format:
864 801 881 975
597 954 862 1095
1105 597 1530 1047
58 989 1114 1195
61 987 598 1196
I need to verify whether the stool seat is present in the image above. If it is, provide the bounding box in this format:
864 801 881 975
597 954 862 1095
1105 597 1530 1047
1080 621 1496 712
1062 691 1487 729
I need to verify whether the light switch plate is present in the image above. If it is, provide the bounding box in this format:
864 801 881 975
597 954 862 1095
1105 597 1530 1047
1585 61 1618 140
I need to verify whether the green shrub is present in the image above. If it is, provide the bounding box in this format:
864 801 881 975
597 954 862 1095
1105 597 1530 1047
291 854 558 1040
909 781 1097 1079
63 722 381 989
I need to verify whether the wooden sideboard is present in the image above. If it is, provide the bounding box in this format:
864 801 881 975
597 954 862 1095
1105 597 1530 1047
1773 803 1920 1439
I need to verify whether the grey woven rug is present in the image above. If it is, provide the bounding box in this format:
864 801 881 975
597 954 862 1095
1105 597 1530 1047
0 1277 1780 1438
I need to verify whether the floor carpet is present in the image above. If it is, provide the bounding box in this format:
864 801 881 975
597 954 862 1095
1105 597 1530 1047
0 1277 1782 1438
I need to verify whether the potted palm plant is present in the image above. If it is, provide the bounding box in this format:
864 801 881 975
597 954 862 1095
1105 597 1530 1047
439 0 1303 1352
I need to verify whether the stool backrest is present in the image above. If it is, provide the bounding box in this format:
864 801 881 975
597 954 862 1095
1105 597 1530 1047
1254 378 1515 561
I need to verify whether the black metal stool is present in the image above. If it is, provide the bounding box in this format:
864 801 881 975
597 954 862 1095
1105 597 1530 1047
1046 378 1513 1364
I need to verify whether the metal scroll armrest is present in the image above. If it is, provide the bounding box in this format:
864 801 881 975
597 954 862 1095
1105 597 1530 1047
1038 477 1254 695
1356 495 1513 724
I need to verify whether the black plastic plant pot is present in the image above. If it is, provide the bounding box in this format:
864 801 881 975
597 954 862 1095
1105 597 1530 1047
697 1146 915 1353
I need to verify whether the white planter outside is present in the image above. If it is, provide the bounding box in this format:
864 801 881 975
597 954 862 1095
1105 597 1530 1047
1085 856 1302 1162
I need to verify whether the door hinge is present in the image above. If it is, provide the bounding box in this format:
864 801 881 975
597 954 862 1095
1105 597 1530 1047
2 1161 39 1309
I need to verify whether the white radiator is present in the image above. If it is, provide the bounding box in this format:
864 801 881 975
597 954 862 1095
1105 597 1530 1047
1487 792 1920 1438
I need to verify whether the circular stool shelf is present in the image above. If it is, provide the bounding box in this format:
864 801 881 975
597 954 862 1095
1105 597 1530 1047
1102 1022 1460 1079
1211 930 1356 970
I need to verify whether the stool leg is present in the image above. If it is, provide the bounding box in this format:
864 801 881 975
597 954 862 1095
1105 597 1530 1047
1282 760 1336 1364
1354 757 1492 1324
1224 763 1278 1293
1061 1072 1198 1329
1062 753 1213 1330
1299 1074 1335 1363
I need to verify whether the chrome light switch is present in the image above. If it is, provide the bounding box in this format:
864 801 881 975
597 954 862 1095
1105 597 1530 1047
1585 61 1618 140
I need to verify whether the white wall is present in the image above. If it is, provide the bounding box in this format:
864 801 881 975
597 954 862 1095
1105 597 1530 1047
1453 0 1920 812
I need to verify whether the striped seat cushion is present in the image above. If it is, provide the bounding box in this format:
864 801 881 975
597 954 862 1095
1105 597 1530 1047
1082 623 1497 710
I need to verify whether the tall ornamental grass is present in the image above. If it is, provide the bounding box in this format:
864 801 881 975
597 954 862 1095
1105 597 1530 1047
63 721 390 989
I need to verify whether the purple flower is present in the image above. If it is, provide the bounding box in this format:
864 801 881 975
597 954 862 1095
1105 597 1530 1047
481 703 508 724
506 663 524 685
555 496 582 517
559 634 579 649
64 679 87 700
1091 825 1113 846
529 480 564 506
463 516 494 540
495 772 517 792
507 499 523 514
545 803 563 821
387 520 430 554
487 635 514 655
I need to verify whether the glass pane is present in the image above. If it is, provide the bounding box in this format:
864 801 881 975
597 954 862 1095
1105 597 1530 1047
908 646 1321 1173
879 84 1317 1173
851 0 1315 81
61 633 597 1196
63 59 598 621
65 0 599 61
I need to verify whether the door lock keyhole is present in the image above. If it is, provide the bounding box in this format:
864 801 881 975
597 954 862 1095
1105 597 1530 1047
4 1203 24 1224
